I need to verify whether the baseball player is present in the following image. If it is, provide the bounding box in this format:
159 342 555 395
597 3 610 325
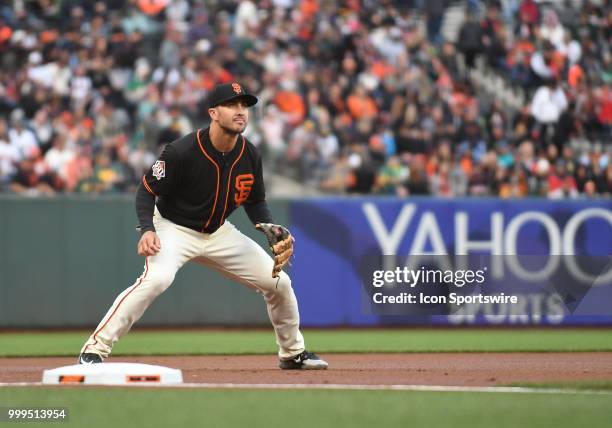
78 82 328 370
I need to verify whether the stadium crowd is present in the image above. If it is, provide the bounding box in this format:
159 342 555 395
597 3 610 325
0 0 610 198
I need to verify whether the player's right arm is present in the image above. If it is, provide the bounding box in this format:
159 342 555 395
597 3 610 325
135 144 179 256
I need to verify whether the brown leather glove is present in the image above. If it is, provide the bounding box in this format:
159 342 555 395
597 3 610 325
256 223 294 278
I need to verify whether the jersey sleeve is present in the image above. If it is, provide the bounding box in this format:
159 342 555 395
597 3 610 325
135 182 156 234
245 153 265 204
243 152 274 225
141 144 179 196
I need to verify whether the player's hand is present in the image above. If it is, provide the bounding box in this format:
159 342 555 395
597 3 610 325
138 231 161 256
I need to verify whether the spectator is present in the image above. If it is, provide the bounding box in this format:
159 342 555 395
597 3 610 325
8 109 38 160
0 117 18 185
457 11 483 68
0 0 608 199
285 120 318 181
406 157 430 195
539 10 565 51
234 0 259 38
44 134 75 186
530 79 568 144
347 85 378 121
529 41 560 88
603 164 612 196
315 125 340 170
10 157 58 195
274 81 306 126
547 161 578 199
481 2 506 69
166 0 190 25
507 26 536 86
518 0 539 27
30 109 53 153
345 146 376 194
375 155 409 196
90 150 123 193
422 0 447 45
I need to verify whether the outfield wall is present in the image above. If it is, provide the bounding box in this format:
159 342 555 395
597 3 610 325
0 196 285 327
0 196 610 327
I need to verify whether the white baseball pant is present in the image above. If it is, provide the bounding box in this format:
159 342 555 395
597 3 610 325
81 208 305 360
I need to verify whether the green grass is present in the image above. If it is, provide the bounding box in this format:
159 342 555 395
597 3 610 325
0 387 610 428
0 329 611 357
509 380 612 391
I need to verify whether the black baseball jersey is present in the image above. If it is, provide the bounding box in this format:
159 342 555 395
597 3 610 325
137 127 272 234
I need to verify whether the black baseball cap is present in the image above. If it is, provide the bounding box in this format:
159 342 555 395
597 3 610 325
208 82 258 108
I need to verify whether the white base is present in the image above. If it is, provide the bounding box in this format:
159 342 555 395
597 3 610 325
42 363 183 385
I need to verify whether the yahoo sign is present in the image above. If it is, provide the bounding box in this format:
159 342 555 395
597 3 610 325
290 198 612 326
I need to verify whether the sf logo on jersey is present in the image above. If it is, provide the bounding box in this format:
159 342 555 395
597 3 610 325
234 174 254 206
152 160 165 180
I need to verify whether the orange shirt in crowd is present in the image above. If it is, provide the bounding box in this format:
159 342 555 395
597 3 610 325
460 156 473 176
39 30 58 44
426 157 437 177
568 64 584 88
372 61 394 79
0 25 12 45
138 0 168 16
300 0 319 21
549 51 565 78
347 94 378 120
274 90 306 125
498 183 512 198
507 39 535 66
200 68 234 91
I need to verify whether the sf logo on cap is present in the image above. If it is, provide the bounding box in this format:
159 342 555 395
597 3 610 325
232 83 242 94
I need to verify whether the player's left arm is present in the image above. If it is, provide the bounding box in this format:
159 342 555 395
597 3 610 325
243 154 273 226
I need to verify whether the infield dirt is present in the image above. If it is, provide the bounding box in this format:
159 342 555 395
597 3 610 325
1 353 611 386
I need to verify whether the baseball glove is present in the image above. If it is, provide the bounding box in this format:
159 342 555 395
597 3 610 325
256 223 294 278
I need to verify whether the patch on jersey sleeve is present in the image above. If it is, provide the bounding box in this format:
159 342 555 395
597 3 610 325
152 160 166 180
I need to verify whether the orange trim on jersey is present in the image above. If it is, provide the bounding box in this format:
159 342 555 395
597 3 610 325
86 258 150 353
196 129 221 231
219 136 246 227
142 176 156 196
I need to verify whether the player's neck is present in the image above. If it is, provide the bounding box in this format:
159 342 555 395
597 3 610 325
209 123 239 153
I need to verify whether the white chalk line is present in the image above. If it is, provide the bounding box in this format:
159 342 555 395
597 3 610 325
0 382 610 395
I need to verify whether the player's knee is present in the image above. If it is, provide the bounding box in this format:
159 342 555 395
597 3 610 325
268 272 292 295
147 270 175 295
278 272 291 290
